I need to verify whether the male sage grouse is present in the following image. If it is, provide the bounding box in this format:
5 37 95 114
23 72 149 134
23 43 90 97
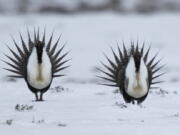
97 42 164 104
3 29 70 101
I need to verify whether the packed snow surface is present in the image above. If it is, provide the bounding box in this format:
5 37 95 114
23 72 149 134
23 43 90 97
0 13 180 135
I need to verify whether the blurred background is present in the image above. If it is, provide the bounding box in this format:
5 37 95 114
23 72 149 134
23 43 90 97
0 0 180 14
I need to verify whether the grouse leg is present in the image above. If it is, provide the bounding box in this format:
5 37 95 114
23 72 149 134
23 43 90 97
35 93 39 101
39 92 44 101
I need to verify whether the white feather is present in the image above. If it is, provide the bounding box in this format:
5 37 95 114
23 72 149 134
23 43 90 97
125 56 148 98
27 48 52 89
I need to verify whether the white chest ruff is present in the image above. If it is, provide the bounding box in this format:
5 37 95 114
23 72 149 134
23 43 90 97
125 57 148 98
27 48 52 90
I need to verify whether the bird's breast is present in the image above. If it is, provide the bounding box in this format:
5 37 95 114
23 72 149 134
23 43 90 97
126 72 148 98
27 49 52 90
36 64 43 81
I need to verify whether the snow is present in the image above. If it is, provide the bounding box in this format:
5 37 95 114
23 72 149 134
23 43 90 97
0 13 180 134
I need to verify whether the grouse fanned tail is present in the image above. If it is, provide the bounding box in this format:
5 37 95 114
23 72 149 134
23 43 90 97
97 42 164 104
3 29 70 101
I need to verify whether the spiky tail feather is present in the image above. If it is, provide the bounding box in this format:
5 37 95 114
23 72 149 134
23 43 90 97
97 41 164 89
3 28 70 79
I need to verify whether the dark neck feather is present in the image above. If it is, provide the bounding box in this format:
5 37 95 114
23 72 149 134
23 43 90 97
133 54 141 73
36 41 44 64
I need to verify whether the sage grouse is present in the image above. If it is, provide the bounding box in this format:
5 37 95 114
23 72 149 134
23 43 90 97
97 42 164 104
3 29 70 101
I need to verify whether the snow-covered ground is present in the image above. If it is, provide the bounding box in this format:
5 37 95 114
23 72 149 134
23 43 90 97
0 13 180 134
